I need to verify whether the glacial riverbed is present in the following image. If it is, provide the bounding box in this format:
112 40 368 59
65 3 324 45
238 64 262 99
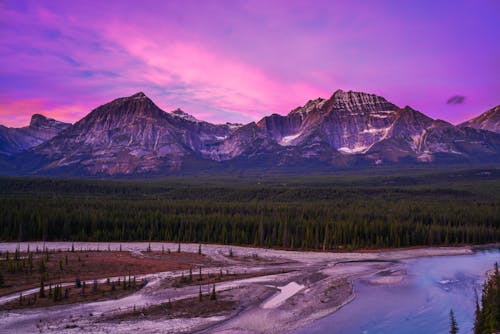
294 249 500 334
0 242 495 334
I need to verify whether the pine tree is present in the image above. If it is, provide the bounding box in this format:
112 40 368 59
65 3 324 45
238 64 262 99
189 267 193 283
475 262 500 334
210 284 217 300
449 309 459 334
0 269 4 288
39 277 45 298
53 284 59 302
198 244 202 255
474 290 484 334
38 259 46 274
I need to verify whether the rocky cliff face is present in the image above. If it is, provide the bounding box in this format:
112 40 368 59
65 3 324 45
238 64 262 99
205 90 500 166
459 105 500 133
0 114 70 156
31 92 235 175
2 90 499 176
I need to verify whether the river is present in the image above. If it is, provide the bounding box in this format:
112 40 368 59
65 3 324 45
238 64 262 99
294 249 500 334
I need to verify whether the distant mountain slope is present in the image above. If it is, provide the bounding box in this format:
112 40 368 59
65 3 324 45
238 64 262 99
1 90 499 176
0 114 70 156
28 92 236 175
206 90 500 166
459 105 500 133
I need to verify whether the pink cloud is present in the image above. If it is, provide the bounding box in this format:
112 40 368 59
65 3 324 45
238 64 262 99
101 23 329 121
0 1 498 128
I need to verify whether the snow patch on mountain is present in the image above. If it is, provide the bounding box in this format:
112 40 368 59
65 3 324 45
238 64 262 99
225 122 244 130
280 132 303 146
170 108 200 123
338 146 368 154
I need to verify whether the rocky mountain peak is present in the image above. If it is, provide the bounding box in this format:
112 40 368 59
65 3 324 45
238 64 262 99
0 114 71 156
289 98 327 116
459 105 500 133
28 114 69 130
329 90 397 114
130 92 147 99
170 108 199 122
2 89 499 175
29 114 48 126
80 92 166 125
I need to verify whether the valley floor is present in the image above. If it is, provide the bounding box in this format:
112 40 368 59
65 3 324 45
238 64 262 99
0 242 473 334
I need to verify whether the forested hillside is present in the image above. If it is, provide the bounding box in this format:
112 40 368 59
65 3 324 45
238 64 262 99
1 168 499 250
475 263 500 333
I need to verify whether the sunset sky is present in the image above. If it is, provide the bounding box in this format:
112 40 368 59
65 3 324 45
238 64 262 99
1 0 499 127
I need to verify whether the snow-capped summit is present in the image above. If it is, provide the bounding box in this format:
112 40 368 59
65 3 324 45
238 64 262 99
170 108 200 123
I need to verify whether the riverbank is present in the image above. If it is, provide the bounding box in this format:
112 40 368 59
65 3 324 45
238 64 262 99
0 242 477 334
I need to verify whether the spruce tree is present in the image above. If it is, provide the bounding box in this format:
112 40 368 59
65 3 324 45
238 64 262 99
210 284 217 301
39 277 45 298
449 309 459 334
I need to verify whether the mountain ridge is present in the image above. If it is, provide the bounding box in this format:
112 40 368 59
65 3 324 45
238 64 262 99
1 90 499 176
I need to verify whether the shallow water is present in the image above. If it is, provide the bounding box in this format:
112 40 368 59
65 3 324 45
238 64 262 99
294 249 500 334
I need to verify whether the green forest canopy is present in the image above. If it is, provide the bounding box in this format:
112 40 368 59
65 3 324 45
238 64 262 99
1 167 499 250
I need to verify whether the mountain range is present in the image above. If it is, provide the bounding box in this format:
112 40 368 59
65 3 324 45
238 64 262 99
1 90 499 176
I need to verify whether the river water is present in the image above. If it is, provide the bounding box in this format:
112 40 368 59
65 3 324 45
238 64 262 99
294 249 500 334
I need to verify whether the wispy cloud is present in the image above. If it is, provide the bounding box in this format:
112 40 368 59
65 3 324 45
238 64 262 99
0 0 499 127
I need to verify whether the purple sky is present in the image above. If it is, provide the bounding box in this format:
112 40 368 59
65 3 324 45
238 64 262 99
1 0 499 127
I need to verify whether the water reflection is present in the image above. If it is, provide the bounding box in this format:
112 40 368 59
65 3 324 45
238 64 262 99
294 249 500 334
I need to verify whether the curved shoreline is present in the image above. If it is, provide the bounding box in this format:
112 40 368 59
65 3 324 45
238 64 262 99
0 242 482 334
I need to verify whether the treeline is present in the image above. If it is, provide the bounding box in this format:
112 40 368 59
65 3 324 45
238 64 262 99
0 174 499 249
474 263 500 333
